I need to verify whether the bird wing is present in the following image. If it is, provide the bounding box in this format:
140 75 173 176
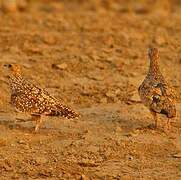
152 82 176 99
15 77 79 118
150 82 176 117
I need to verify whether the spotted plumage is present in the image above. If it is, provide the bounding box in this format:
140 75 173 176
4 63 80 132
138 48 176 129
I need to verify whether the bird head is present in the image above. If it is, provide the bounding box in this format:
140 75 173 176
3 63 22 76
148 47 159 60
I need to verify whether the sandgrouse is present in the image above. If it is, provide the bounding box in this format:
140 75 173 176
4 63 80 132
138 48 176 130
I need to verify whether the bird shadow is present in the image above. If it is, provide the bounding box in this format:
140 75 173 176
0 115 64 134
0 116 34 132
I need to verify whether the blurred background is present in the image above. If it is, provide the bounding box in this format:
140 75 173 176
0 1 180 179
0 0 180 107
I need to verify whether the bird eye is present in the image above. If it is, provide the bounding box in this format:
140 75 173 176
8 64 12 68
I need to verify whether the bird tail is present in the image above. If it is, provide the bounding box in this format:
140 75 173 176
53 103 80 119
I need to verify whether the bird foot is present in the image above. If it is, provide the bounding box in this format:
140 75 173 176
163 119 171 132
34 126 39 133
163 125 171 133
147 124 156 130
32 115 42 133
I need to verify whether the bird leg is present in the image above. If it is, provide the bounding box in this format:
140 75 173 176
164 118 171 131
150 110 158 128
31 114 42 132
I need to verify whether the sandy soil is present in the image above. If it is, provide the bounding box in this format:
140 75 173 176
0 0 181 179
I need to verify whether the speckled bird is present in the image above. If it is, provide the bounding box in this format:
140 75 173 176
4 63 80 132
138 48 176 130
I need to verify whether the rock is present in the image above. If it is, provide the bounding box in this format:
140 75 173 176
129 76 144 87
17 0 27 10
88 145 99 153
115 89 121 95
115 126 122 133
22 63 32 69
35 156 48 164
0 139 7 146
10 46 20 53
86 72 104 81
130 91 140 102
17 140 26 144
81 174 89 180
44 35 56 45
134 5 149 14
176 103 181 111
126 155 134 160
52 63 68 70
173 153 181 158
154 28 168 45
100 97 107 103
1 0 17 12
154 36 166 46
129 129 140 137
106 91 116 98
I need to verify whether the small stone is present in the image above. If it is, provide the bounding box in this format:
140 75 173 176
81 174 89 180
115 126 122 133
10 46 20 53
130 92 140 102
44 35 56 45
17 0 27 10
154 36 166 46
52 63 68 70
86 72 104 81
1 0 17 12
22 63 32 69
35 156 48 164
0 139 7 146
173 153 181 158
115 89 120 95
100 97 107 103
17 140 26 144
106 91 116 98
129 130 140 137
126 155 134 160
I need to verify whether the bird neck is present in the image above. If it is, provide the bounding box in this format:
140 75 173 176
9 74 23 93
9 72 23 84
12 71 22 78
148 57 161 76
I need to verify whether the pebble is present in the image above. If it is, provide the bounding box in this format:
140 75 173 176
86 73 104 81
173 153 181 158
35 156 48 164
106 91 116 98
17 0 27 10
81 174 89 180
52 63 68 70
17 140 26 144
1 0 17 12
130 91 140 102
44 35 56 45
154 36 166 46
126 155 134 160
100 97 107 103
0 139 7 146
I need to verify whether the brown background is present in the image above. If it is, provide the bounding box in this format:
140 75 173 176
0 0 180 179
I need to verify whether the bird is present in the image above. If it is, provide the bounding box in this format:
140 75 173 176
3 63 80 132
138 47 176 130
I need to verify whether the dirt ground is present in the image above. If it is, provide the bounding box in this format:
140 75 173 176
0 0 181 179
